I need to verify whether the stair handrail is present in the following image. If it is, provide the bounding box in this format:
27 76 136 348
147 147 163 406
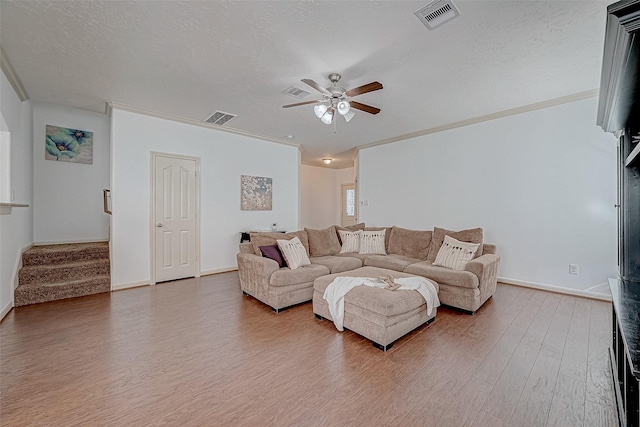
103 189 112 215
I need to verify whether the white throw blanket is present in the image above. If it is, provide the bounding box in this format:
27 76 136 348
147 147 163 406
322 276 440 331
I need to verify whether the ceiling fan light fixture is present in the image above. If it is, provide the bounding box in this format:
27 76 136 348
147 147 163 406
343 110 355 122
337 101 350 115
314 104 327 118
320 109 334 124
285 74 382 126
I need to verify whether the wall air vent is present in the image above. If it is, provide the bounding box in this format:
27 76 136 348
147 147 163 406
414 0 460 30
282 86 310 99
204 110 237 126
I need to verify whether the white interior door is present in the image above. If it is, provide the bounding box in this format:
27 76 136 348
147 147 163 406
341 183 356 226
153 154 199 283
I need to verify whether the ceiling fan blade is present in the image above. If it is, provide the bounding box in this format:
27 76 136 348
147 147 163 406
345 81 383 97
301 79 332 96
282 100 323 108
350 101 380 115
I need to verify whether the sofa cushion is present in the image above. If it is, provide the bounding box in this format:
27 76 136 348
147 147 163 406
433 235 480 271
388 226 432 260
338 230 361 253
270 264 330 287
310 255 362 274
305 226 341 257
427 227 483 261
335 222 366 243
333 252 369 262
364 254 422 272
359 229 387 255
277 237 311 270
250 230 310 257
259 244 286 268
404 261 479 289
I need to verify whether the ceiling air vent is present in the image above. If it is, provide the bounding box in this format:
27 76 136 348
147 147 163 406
204 110 237 126
414 0 460 30
282 86 310 99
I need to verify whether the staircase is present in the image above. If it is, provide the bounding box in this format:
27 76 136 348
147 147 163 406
15 242 111 306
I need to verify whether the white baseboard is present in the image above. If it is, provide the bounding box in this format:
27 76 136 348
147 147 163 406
13 242 33 290
111 280 149 291
200 266 238 276
111 267 237 291
0 300 14 322
498 277 612 302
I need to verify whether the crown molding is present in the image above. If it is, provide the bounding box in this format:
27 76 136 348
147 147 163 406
0 48 29 101
299 160 353 170
597 0 640 132
359 89 599 150
106 101 300 148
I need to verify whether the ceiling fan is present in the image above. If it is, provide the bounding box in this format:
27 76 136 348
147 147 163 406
282 73 383 124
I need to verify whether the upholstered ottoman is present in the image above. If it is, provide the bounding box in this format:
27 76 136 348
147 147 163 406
313 266 438 351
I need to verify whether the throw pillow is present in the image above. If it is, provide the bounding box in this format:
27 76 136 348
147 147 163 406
433 235 480 270
359 229 387 255
388 226 432 260
364 226 392 251
259 244 286 268
338 230 361 253
250 231 310 257
305 226 341 257
335 222 365 243
427 227 483 261
277 237 311 270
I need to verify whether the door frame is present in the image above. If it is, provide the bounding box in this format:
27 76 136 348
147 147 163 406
150 151 201 285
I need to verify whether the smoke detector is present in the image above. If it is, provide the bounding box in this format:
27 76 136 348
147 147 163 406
204 110 237 126
414 0 461 30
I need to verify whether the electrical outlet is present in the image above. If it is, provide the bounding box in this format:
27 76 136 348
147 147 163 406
569 264 579 275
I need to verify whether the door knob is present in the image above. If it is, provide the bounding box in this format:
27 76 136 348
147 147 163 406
157 223 163 228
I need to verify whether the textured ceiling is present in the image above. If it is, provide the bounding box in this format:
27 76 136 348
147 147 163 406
0 1 609 168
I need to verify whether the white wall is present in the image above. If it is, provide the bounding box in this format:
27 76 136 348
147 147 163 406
110 109 300 289
359 97 617 295
0 69 34 319
32 103 110 244
299 164 355 229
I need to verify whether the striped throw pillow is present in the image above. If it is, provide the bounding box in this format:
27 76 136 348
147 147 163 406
338 230 361 253
277 237 311 270
433 235 480 270
358 229 386 255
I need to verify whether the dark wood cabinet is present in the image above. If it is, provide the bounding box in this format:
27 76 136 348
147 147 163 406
610 278 640 427
598 1 640 426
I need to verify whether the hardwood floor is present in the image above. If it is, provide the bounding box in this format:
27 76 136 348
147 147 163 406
0 273 618 426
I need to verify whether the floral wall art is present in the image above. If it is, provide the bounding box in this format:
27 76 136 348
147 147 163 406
45 124 93 164
241 175 272 210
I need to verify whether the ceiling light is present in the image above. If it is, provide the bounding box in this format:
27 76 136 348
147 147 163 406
320 109 334 124
337 101 350 115
323 158 332 165
343 110 355 122
314 104 327 118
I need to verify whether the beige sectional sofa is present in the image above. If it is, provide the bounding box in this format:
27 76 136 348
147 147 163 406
236 224 500 314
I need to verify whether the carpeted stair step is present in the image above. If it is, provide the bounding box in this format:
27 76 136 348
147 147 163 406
14 274 111 307
22 242 109 267
16 241 111 306
18 258 110 285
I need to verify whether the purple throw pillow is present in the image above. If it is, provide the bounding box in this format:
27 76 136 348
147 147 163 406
259 244 286 268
